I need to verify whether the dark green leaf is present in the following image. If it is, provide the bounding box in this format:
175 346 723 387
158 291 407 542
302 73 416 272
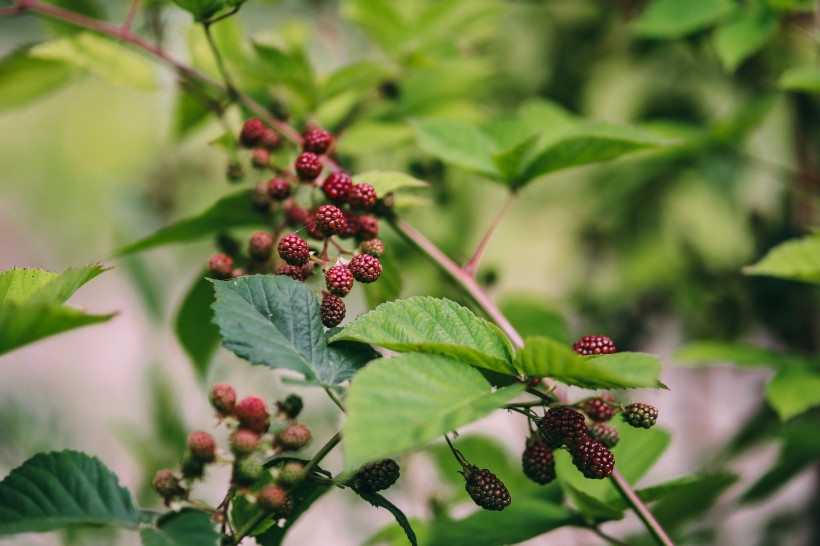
779 65 820 92
140 510 219 546
0 53 75 114
564 485 625 522
765 368 820 420
354 490 417 546
412 119 501 179
0 451 139 535
634 0 736 39
713 8 777 71
175 274 221 380
743 233 820 285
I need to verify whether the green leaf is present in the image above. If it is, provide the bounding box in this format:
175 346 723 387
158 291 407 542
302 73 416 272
0 264 106 305
320 61 393 101
29 32 156 90
0 52 76 114
563 485 625 522
674 341 814 369
329 296 517 375
412 119 501 179
634 0 737 39
175 275 221 380
515 337 665 389
140 510 219 546
116 191 265 255
342 0 407 56
779 65 820 92
354 491 417 546
765 368 820 420
0 451 139 535
170 0 226 21
498 295 570 344
211 275 377 386
343 353 525 469
743 233 820 285
353 171 430 197
713 8 778 71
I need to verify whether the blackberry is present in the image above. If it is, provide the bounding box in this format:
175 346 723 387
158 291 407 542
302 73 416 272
207 253 234 280
276 394 303 420
181 453 205 480
294 151 322 181
251 181 271 210
235 396 271 434
348 183 378 209
277 264 306 282
314 204 347 236
320 294 346 327
305 215 326 240
285 202 309 227
277 234 310 266
340 211 360 239
277 422 312 451
359 239 384 258
209 383 236 417
463 465 511 511
588 422 620 448
267 178 291 200
570 438 615 479
230 429 260 457
258 485 293 518
572 335 616 356
521 438 556 485
326 265 354 297
582 394 618 422
322 172 353 204
260 127 281 150
540 406 588 448
623 403 658 429
239 118 265 147
226 161 245 183
152 469 185 502
232 456 264 487
251 147 271 169
187 431 216 463
278 461 305 487
357 215 379 241
303 128 334 155
349 459 400 493
248 231 274 261
350 254 382 283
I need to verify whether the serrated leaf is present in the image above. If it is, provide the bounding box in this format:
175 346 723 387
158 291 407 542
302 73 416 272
354 491 417 546
779 65 820 92
0 264 105 305
743 234 820 285
0 52 76 114
175 275 220 380
765 368 820 420
211 275 377 386
0 451 139 535
412 119 501 179
116 191 265 255
343 353 525 469
634 0 736 39
713 8 777 71
515 337 665 389
329 296 517 375
140 510 219 546
170 0 226 21
353 171 430 196
674 341 813 369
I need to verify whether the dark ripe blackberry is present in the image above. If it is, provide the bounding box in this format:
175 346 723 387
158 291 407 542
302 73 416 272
348 183 378 209
294 151 323 181
359 239 385 258
582 394 618 422
350 253 382 283
570 438 615 479
349 459 400 493
277 264 305 282
248 231 274 261
623 403 658 429
278 234 311 266
326 265 354 297
521 437 556 485
340 211 360 239
267 177 291 201
207 253 234 280
240 118 265 147
572 335 616 356
314 204 347 236
322 171 353 204
275 394 303 420
251 147 271 169
260 127 281 150
303 128 334 155
463 465 511 511
285 202 309 227
588 422 620 448
252 181 271 210
356 214 379 241
540 406 588 448
320 294 346 327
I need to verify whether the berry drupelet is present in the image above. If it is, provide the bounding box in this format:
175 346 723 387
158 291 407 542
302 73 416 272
294 151 323 181
582 394 618 422
321 172 353 204
348 183 378 209
350 253 382 283
207 253 234 280
302 128 334 155
277 234 311 267
313 204 347 236
570 438 615 479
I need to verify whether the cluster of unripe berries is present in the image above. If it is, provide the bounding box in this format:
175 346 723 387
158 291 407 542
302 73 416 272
208 121 387 328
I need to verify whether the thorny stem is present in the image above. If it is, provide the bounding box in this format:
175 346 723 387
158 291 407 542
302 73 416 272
611 469 675 546
463 192 517 276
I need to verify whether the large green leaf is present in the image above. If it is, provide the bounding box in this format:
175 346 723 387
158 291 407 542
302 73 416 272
674 341 814 369
0 451 139 535
713 8 777 72
779 66 820 93
412 119 501 179
743 233 820 285
343 353 525 469
0 264 105 305
0 52 76 114
515 337 665 389
140 510 220 546
329 296 517 375
765 368 820 420
175 274 221 380
211 275 378 386
634 0 736 39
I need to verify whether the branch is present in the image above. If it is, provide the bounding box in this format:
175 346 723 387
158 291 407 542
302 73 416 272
610 469 675 546
463 192 517 276
122 0 141 30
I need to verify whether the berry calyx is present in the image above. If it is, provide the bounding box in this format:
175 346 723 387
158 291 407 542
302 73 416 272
348 183 378 209
267 177 291 200
230 429 261 457
325 265 354 297
588 422 620 448
581 394 618 422
209 383 236 417
248 231 274 261
302 128 334 155
540 406 588 448
359 239 384 258
572 335 616 356
276 394 303 420
187 431 217 463
277 264 306 281
207 253 234 280
251 147 271 169
570 438 615 479
356 215 379 241
462 465 511 511
320 294 346 328
152 469 185 503
232 456 264 487
239 118 266 147
277 234 310 266
350 254 382 283
321 172 353 204
521 437 556 485
349 459 400 493
278 461 306 487
235 396 271 434
294 151 322 181
313 204 346 236
258 485 294 518
277 422 312 451
622 403 658 429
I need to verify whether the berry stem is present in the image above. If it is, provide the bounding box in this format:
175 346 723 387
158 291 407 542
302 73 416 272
122 0 142 30
463 192 517 277
444 434 469 469
592 525 632 546
202 19 238 99
324 387 347 413
610 469 676 546
302 431 342 478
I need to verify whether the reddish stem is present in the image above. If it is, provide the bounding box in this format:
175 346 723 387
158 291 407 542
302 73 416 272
122 0 141 30
463 192 517 277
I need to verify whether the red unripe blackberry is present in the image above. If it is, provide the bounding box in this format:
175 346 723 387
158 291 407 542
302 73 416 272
235 396 271 434
521 437 556 485
260 127 281 150
209 383 236 417
230 429 260 457
582 394 618 422
540 406 588 448
321 172 353 204
302 128 334 155
267 177 291 200
359 239 384 258
313 205 346 236
258 485 294 518
249 231 275 262
294 151 322 181
240 118 265 147
326 265 354 297
349 459 400 493
320 294 346 327
285 202 309 227
187 431 217 463
356 215 379 241
277 264 306 282
462 465 511 511
152 469 185 502
278 460 306 486
232 456 264 487
588 422 620 448
338 211 360 239
275 394 304 420
252 181 272 210
350 253 382 283
251 147 271 169
623 403 658 429
277 234 310 266
572 335 616 356
348 183 378 209
207 253 234 280
277 422 312 451
570 438 615 479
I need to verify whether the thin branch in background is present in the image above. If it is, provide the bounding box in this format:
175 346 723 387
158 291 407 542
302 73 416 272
463 192 517 277
593 525 632 546
122 0 141 30
324 387 347 413
610 469 676 546
202 20 237 98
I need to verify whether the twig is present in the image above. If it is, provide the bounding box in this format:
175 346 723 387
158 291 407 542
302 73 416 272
324 387 347 413
202 20 237 98
122 0 141 30
593 525 632 546
610 469 675 546
302 432 342 478
463 192 517 276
